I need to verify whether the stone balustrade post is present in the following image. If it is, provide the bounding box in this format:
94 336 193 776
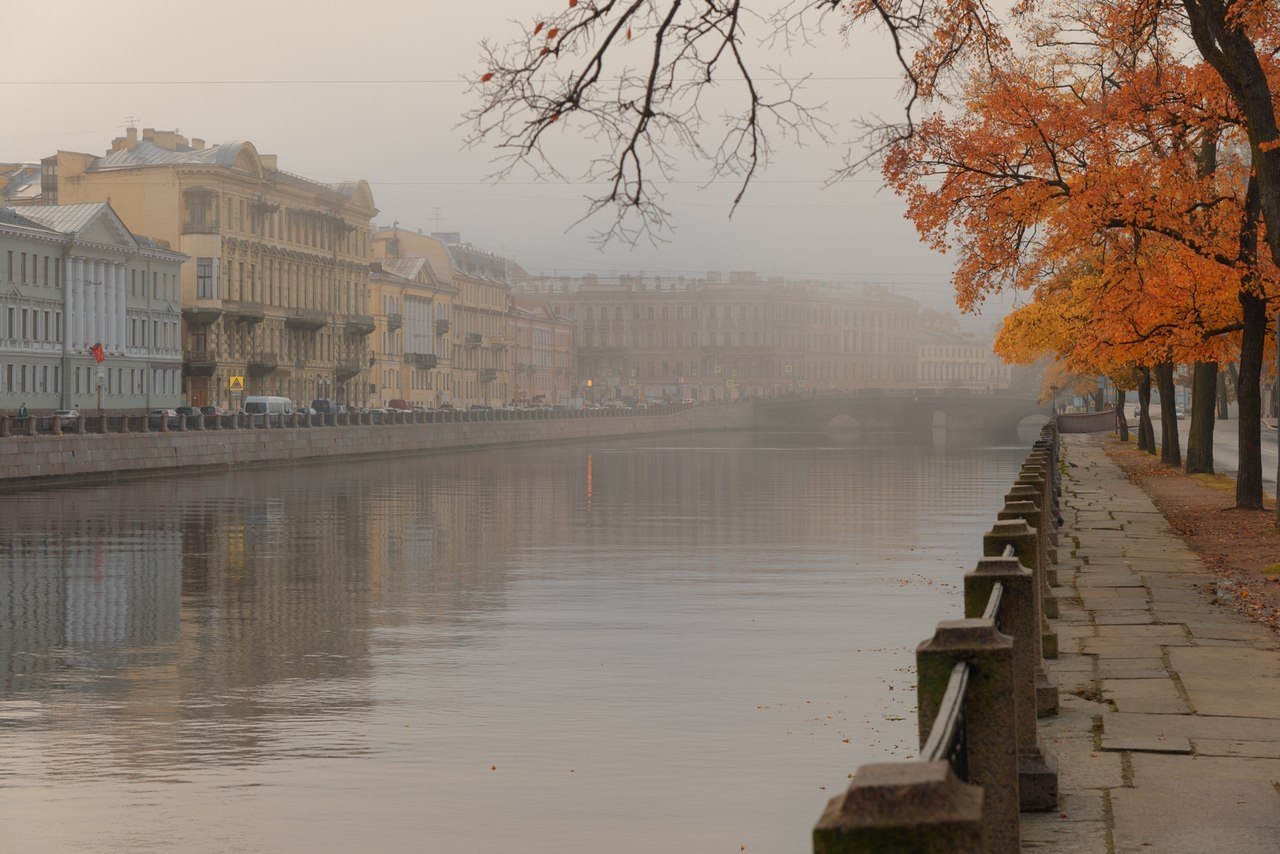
160 413 170 433
0 416 9 438
1019 458 1059 551
1014 466 1058 567
917 619 1020 854
996 497 1060 636
1005 483 1057 587
984 519 1059 716
964 557 1058 811
52 415 62 436
813 761 984 853
75 416 85 434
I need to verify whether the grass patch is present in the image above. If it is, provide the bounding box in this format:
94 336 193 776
1263 563 1280 576
1191 473 1237 493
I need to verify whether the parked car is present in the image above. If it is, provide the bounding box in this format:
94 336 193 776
470 404 494 412
311 398 337 414
53 409 81 428
244 395 292 416
294 406 315 416
175 406 199 417
386 399 412 412
200 405 225 417
148 408 179 428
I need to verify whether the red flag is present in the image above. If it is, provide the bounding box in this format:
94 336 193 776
90 342 105 363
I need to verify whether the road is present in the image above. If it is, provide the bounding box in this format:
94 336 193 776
1165 416 1279 489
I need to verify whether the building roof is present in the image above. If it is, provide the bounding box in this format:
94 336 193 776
15 202 117 235
0 207 52 232
90 139 251 171
11 202 185 260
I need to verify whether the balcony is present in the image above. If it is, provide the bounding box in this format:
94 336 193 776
387 313 403 331
224 300 265 325
247 351 279 376
285 308 328 332
488 337 508 351
335 357 364 381
183 349 217 377
479 368 497 383
182 302 223 327
345 315 375 336
435 318 450 336
181 219 221 235
465 332 483 348
405 352 438 370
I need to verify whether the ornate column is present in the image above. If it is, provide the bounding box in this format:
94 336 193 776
66 257 79 352
85 261 96 347
114 263 126 353
105 263 117 353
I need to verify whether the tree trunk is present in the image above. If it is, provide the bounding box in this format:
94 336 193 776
1216 369 1231 419
1137 367 1156 455
1155 361 1182 466
1185 362 1216 474
1237 292 1266 508
1117 389 1129 442
1237 177 1265 509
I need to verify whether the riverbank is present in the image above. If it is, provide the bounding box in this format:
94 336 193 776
0 403 754 489
1022 435 1280 852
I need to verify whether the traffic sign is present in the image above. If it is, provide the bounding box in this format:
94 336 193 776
229 375 245 393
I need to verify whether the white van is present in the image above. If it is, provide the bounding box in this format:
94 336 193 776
243 395 292 416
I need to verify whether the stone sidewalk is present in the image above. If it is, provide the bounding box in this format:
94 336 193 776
1021 435 1280 852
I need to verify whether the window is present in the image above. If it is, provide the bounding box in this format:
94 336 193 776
197 258 214 298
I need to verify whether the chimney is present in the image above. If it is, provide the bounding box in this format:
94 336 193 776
142 128 155 141
127 127 138 145
260 154 278 170
191 138 205 150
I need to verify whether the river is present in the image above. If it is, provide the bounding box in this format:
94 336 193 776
0 429 1031 853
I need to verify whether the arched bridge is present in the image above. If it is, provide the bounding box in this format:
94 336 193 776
753 389 1050 438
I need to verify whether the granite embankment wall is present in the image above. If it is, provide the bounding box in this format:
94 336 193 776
0 405 755 487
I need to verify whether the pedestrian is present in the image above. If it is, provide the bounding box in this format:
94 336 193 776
17 402 27 419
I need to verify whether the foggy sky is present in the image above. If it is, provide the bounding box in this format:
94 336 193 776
1 0 1010 326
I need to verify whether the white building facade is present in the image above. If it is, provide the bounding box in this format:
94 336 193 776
0 204 186 413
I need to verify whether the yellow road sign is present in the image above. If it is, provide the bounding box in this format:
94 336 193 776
229 375 245 393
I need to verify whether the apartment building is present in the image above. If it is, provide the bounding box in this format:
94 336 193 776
35 128 378 410
513 272 919 401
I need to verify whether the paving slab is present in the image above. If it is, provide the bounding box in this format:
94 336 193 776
1169 647 1280 717
1095 659 1167 679
1100 677 1191 714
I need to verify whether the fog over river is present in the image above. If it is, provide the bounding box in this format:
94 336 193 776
0 429 1031 852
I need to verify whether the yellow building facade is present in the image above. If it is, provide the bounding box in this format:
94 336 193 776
368 256 456 407
509 302 575 404
372 229 514 408
38 128 378 410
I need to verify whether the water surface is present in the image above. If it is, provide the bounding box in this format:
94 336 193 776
0 430 1029 852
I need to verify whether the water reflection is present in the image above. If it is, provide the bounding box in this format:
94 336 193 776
0 430 1028 853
